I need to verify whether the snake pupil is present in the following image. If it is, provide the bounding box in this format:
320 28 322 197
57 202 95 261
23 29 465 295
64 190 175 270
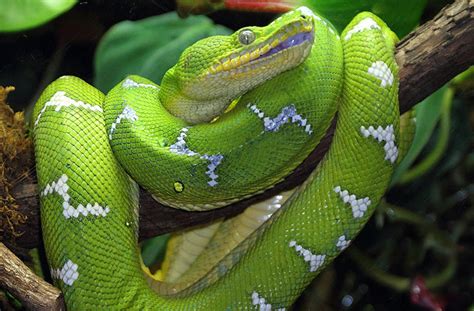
239 29 256 45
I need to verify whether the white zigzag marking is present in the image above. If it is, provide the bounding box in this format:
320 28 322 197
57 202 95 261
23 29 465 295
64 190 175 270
333 186 371 218
122 78 158 89
360 124 398 164
251 292 286 311
344 17 381 41
51 259 79 286
248 103 313 135
367 61 394 87
34 91 102 127
289 240 326 272
109 105 138 140
169 127 224 187
41 174 110 219
336 235 351 251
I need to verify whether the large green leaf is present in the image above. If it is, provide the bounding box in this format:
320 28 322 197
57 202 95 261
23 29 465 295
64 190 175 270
94 12 232 92
300 0 427 37
0 0 76 32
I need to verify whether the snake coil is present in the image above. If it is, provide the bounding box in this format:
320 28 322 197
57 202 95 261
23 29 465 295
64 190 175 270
33 7 402 310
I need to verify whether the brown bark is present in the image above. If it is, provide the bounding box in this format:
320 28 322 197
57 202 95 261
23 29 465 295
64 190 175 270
2 0 474 253
397 0 474 113
0 243 65 310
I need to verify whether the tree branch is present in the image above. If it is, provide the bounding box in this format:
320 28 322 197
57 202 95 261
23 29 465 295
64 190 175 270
0 243 65 310
397 0 474 113
2 0 473 254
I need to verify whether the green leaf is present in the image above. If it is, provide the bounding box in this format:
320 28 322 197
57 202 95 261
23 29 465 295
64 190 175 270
141 235 170 266
94 12 232 92
300 0 427 37
0 0 76 32
391 86 448 184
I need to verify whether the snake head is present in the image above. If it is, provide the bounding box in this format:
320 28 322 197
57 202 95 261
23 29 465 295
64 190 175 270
160 7 315 124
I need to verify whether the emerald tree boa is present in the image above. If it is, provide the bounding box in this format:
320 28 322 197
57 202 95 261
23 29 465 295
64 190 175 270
33 7 406 310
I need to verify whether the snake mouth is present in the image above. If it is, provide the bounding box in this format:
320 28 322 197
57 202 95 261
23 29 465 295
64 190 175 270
257 31 314 59
208 22 314 75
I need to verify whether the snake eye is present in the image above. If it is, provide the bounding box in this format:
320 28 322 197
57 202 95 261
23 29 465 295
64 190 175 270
239 29 256 45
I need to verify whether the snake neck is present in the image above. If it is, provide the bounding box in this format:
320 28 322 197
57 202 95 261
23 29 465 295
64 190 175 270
159 71 235 124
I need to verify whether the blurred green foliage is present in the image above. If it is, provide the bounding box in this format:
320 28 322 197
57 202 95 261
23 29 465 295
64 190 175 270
0 0 76 32
392 86 447 184
301 0 428 37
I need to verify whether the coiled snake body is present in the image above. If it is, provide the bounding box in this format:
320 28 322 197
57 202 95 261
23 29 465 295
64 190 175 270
33 7 401 310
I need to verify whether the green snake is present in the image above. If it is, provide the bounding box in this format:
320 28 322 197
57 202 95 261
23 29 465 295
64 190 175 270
33 7 403 309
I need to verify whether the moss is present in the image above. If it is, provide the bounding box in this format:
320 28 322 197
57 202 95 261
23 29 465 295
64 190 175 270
0 86 33 240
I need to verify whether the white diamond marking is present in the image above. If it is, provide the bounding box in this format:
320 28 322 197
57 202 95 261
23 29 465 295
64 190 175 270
289 240 325 272
109 105 138 140
333 186 371 218
251 291 286 311
360 124 398 164
344 17 381 41
51 259 79 286
122 78 158 89
248 103 313 135
41 174 110 219
336 235 351 251
169 127 223 187
34 91 102 127
367 61 394 87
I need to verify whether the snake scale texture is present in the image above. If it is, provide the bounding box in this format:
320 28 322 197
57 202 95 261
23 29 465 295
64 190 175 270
33 7 402 310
